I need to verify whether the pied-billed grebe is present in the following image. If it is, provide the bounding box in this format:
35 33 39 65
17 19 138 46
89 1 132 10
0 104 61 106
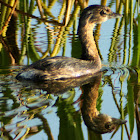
16 5 122 81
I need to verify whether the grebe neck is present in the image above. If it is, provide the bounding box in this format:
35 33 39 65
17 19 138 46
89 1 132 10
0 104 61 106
78 23 101 67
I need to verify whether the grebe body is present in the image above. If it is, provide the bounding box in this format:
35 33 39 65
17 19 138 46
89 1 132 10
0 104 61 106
16 56 100 81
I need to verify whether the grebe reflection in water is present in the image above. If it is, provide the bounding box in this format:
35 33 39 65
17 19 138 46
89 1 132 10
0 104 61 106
16 5 122 81
81 74 126 134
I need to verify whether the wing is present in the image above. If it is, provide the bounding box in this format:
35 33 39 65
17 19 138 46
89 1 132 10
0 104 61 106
27 56 96 70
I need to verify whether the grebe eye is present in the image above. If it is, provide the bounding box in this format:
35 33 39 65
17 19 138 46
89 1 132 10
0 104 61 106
106 9 109 12
106 8 111 13
100 10 106 16
105 123 111 129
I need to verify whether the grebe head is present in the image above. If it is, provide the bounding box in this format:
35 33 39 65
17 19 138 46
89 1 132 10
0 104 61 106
89 114 127 134
79 5 122 26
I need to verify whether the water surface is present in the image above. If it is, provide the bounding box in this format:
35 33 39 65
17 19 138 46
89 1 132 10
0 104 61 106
0 0 139 140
